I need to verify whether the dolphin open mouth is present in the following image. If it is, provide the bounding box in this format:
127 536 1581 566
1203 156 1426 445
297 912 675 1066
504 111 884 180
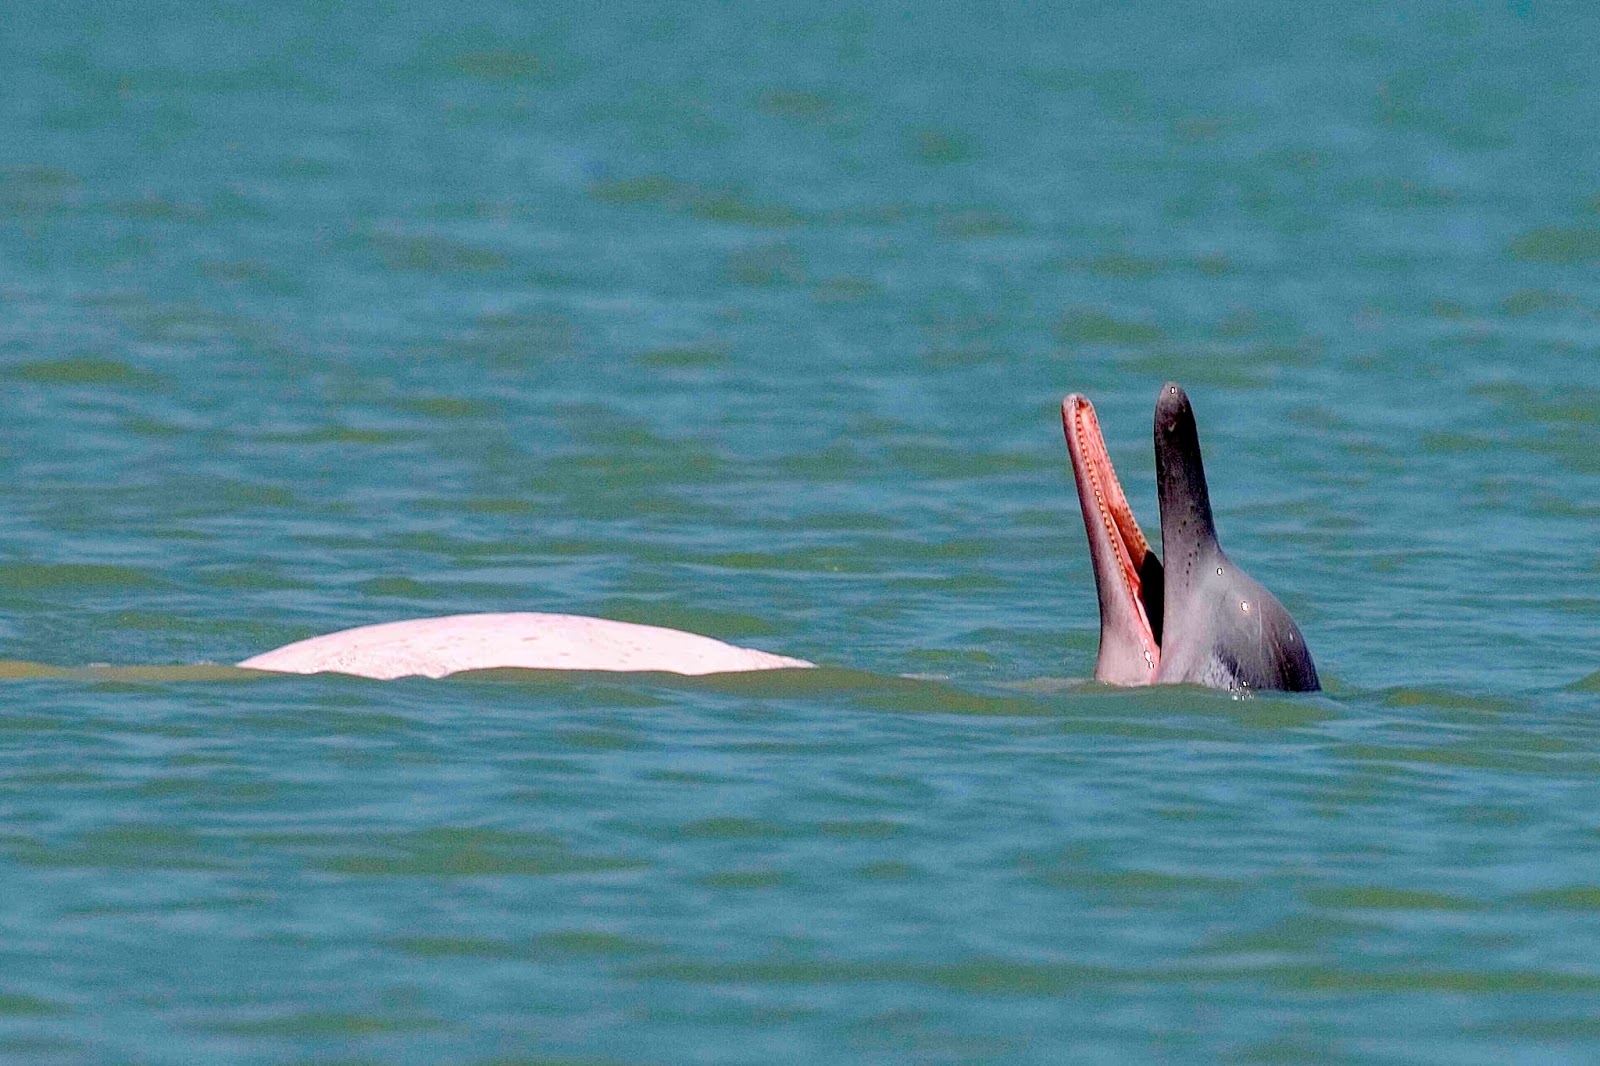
1062 384 1318 692
1062 395 1164 683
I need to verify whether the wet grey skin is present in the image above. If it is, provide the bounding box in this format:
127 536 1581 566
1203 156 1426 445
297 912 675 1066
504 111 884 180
1062 383 1319 692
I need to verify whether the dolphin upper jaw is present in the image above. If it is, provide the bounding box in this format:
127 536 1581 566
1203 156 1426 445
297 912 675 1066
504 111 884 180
1061 395 1162 685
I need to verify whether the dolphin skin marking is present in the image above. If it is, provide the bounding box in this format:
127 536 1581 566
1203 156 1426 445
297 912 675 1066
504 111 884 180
1062 383 1319 692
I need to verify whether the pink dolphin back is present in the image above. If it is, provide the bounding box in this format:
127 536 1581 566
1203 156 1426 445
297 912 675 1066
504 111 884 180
238 612 813 679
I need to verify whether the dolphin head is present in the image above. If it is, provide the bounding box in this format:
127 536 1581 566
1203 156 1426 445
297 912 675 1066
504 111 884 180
1063 383 1319 692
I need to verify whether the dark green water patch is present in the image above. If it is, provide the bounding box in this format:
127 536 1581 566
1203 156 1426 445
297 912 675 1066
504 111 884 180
1288 968 1600 994
201 1011 443 1037
391 935 527 960
0 563 159 591
725 242 807 286
1379 687 1525 716
1512 887 1600 911
1025 861 1250 900
534 930 665 958
1474 381 1600 427
632 956 1140 996
911 127 977 165
811 275 883 304
857 860 919 881
282 827 649 878
933 208 1022 239
758 88 843 124
393 930 662 961
1469 1016 1600 1040
1329 742 1596 777
1055 307 1165 346
8 358 163 388
256 425 414 447
1567 671 1600 692
0 994 67 1017
1198 913 1378 955
1508 226 1600 265
446 48 560 84
1302 886 1485 912
697 869 794 890
634 343 731 369
449 671 678 709
11 823 225 872
1127 343 1321 390
590 174 807 228
675 817 794 841
689 668 1055 717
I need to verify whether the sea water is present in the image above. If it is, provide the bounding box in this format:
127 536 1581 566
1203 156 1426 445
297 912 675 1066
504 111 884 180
2 2 1599 1061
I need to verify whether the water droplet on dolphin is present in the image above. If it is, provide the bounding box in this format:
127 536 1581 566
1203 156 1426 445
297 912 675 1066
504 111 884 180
1216 566 1223 575
1241 601 1250 612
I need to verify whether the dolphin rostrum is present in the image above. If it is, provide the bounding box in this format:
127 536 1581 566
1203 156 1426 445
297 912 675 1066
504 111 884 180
1062 383 1319 692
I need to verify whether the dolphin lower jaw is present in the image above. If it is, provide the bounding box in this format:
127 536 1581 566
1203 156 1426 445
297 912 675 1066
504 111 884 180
1062 396 1161 685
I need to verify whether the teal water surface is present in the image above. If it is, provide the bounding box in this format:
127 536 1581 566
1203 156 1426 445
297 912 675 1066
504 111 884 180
3 2 1600 1062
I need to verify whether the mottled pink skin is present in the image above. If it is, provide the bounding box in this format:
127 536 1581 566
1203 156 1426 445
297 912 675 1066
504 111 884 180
238 612 813 679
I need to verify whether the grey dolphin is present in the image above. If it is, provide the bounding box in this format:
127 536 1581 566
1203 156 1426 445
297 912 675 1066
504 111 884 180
1061 383 1319 692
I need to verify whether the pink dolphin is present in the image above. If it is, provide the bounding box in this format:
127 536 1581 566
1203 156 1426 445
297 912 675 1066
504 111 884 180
239 612 812 679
